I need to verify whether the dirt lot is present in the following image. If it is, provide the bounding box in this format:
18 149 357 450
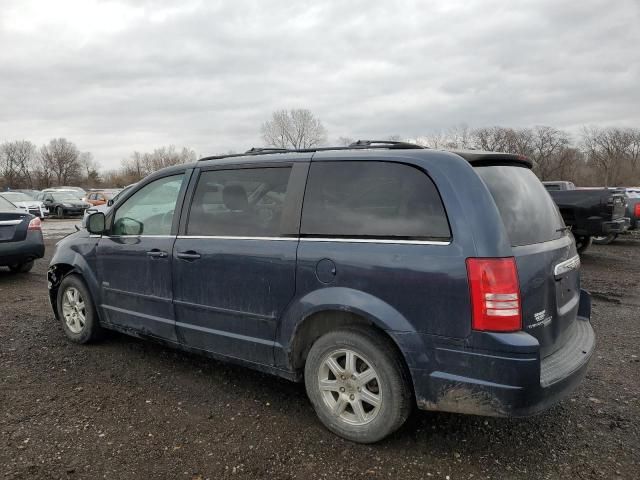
1 229 638 479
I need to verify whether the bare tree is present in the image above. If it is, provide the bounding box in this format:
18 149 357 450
261 109 327 149
40 138 82 186
581 126 635 186
528 126 572 180
120 146 197 184
79 152 101 188
0 140 37 188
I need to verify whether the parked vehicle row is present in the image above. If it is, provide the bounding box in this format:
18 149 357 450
0 191 48 219
49 142 595 443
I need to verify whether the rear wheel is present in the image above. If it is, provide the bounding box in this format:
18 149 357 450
56 206 64 218
592 233 617 245
57 275 103 343
9 260 34 273
574 234 592 254
304 327 412 443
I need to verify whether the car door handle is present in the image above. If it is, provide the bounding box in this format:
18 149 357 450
146 249 168 258
176 251 201 261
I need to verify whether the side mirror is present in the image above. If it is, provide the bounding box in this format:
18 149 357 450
87 212 106 235
107 199 114 207
113 217 143 236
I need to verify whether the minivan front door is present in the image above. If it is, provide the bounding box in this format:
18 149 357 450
172 165 303 365
97 173 187 342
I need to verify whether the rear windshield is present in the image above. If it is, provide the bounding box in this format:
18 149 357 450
0 196 17 210
476 165 565 246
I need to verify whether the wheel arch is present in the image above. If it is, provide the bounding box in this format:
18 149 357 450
279 288 416 377
48 258 101 320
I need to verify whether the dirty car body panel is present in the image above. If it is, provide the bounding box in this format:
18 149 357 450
48 146 595 420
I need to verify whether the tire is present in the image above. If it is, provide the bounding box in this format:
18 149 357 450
592 233 617 245
56 206 64 219
9 260 34 273
574 234 592 254
56 274 103 344
304 326 412 443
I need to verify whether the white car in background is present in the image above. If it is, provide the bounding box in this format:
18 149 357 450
0 191 48 219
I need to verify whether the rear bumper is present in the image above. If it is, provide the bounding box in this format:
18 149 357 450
0 231 45 266
602 217 630 234
394 289 595 417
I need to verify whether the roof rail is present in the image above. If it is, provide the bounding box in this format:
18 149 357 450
197 140 426 162
348 140 426 150
245 147 293 154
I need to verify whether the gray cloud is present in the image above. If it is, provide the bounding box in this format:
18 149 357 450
0 0 638 169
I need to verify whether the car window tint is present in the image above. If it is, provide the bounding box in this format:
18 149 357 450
187 167 292 237
301 161 451 239
476 165 564 246
112 174 184 236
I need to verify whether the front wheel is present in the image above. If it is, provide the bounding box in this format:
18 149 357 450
592 233 617 245
57 274 103 343
304 327 412 443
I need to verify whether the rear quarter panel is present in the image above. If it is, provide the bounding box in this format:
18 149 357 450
276 151 515 368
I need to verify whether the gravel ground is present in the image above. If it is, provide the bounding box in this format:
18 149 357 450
1 232 639 479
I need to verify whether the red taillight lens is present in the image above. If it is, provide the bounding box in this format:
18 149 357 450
466 257 522 332
635 203 640 217
27 217 42 231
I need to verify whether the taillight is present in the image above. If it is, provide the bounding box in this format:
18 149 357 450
466 257 522 332
635 203 640 217
27 217 42 231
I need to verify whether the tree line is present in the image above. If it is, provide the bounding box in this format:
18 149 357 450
3 112 640 191
261 109 640 186
0 139 197 190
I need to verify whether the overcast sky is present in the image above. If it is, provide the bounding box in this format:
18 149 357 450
1 0 638 169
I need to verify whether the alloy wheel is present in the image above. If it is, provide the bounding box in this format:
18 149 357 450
61 287 86 334
317 349 382 426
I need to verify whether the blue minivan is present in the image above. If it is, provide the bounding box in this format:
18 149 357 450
48 141 595 443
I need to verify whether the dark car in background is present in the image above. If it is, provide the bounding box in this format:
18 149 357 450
49 142 594 443
37 191 91 218
543 182 629 252
593 188 640 244
0 195 44 273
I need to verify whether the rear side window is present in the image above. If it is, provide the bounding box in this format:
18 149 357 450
301 161 451 240
187 167 292 237
476 165 565 246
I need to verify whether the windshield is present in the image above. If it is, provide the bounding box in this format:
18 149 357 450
477 165 566 246
53 193 78 201
0 196 17 210
3 192 31 202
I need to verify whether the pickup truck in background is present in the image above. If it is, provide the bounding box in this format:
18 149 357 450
542 181 630 253
591 188 640 244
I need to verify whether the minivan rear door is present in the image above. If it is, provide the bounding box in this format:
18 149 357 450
476 165 580 358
